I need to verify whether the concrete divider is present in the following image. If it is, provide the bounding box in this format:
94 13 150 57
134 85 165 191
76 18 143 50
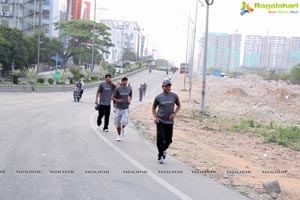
0 67 146 93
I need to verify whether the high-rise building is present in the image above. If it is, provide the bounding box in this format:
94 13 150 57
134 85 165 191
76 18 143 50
243 35 297 71
286 37 300 69
243 35 263 69
261 36 287 70
228 33 242 71
100 19 143 63
71 0 91 20
199 32 241 72
0 0 67 38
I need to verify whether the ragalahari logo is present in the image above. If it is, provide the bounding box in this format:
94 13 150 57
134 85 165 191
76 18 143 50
240 2 254 15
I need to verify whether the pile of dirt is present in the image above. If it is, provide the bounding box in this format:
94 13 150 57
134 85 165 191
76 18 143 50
224 88 248 97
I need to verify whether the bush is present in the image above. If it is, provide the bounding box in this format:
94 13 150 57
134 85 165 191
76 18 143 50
290 65 300 84
11 69 22 84
91 76 99 81
23 67 38 84
48 78 54 85
36 77 45 84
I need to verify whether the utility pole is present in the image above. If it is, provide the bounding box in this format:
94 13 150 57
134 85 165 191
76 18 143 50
183 13 191 91
91 0 96 74
188 0 199 101
200 0 214 114
37 0 42 73
33 0 36 31
134 26 144 63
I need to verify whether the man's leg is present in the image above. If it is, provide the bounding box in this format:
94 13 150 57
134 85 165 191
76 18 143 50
121 109 129 137
97 105 105 127
103 105 111 130
114 109 122 141
163 124 173 153
156 122 165 159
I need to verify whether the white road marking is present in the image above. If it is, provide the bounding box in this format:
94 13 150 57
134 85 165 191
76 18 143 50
89 112 192 200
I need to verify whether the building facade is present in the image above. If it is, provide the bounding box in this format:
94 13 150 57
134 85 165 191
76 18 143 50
100 19 143 63
286 37 300 69
0 0 67 37
243 35 263 69
199 32 241 72
243 35 299 71
71 0 91 20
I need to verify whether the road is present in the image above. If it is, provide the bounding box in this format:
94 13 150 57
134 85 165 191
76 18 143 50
0 70 248 200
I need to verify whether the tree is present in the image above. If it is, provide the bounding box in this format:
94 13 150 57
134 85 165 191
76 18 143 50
0 63 3 79
290 64 300 84
25 33 64 66
54 20 114 66
0 26 32 75
122 48 137 62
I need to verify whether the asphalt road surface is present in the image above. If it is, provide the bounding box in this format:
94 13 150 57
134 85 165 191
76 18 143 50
0 70 248 200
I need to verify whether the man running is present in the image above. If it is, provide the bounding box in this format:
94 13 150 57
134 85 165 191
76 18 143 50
95 74 116 132
152 79 181 164
111 77 132 141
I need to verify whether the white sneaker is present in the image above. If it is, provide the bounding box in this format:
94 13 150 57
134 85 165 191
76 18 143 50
103 128 109 132
158 156 164 164
121 128 127 137
116 135 121 141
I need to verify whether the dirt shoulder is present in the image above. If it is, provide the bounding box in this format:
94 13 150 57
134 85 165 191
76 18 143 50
130 72 300 200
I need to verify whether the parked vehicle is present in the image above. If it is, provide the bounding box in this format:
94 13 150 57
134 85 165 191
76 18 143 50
180 63 189 74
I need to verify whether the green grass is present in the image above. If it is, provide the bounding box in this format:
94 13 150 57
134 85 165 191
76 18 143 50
232 119 300 151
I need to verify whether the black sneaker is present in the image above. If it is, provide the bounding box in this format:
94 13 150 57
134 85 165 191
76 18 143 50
103 128 109 132
163 151 167 159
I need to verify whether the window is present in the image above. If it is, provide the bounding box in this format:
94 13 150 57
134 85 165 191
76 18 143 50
43 0 50 5
2 5 9 12
1 19 9 26
42 24 49 33
43 10 49 19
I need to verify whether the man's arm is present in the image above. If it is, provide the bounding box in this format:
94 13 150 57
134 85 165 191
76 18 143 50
169 96 181 120
152 106 159 124
111 90 123 103
95 91 100 104
174 104 181 115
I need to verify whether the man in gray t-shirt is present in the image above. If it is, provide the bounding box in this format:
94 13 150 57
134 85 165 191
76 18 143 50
95 74 116 132
111 77 132 141
152 79 181 164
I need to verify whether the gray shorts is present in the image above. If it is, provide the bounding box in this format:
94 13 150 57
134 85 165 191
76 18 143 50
114 108 129 128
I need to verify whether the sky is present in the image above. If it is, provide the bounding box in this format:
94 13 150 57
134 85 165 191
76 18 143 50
93 0 300 66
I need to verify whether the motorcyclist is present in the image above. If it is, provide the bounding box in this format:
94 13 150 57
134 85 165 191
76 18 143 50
73 78 84 101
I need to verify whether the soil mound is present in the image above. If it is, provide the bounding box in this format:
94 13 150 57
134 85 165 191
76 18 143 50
224 88 248 97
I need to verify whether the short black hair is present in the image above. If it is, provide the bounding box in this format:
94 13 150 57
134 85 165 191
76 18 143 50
121 77 128 81
105 74 112 78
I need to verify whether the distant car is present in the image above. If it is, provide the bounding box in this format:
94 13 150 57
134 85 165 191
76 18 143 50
114 61 123 67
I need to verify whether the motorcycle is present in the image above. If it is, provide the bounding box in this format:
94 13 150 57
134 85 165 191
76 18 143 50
73 88 82 102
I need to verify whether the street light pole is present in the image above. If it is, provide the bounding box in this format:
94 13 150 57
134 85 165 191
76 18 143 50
37 0 42 73
200 0 214 114
188 0 198 101
189 0 204 101
183 13 191 91
91 0 96 74
134 26 144 63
